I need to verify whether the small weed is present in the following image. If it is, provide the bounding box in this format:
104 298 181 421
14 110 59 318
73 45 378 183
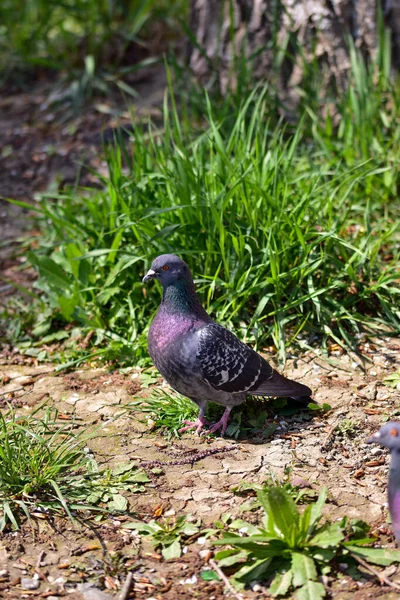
383 372 400 390
0 405 149 530
124 514 201 559
336 418 360 437
209 486 400 597
232 470 319 512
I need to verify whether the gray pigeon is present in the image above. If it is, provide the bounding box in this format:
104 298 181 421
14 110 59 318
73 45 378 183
142 254 312 435
368 422 400 543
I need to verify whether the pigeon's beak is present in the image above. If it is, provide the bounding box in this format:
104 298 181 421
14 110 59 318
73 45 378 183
142 268 157 283
367 430 381 444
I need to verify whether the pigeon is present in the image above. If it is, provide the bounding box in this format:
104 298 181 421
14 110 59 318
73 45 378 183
142 254 312 435
367 422 400 543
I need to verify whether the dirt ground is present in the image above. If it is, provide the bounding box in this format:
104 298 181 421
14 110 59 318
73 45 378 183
1 76 400 600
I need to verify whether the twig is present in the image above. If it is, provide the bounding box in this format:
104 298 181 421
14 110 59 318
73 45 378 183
352 554 400 590
209 558 245 600
119 572 134 600
35 550 45 570
321 418 340 449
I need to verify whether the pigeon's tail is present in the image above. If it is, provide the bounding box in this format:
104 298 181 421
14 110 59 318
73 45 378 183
250 369 312 399
290 395 314 406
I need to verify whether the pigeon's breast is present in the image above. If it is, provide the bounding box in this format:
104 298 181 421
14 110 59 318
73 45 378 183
148 312 204 379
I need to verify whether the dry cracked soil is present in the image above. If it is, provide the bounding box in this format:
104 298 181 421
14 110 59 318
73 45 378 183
1 343 400 600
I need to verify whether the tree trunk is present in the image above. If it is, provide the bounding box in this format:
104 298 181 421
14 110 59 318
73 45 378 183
188 0 400 100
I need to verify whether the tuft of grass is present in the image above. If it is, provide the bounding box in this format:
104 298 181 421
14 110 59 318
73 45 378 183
207 485 400 597
0 405 149 530
137 389 198 438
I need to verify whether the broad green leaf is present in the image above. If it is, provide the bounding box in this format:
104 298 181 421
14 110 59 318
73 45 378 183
113 463 135 475
182 522 200 535
269 569 293 596
215 549 241 560
58 296 76 320
86 492 103 504
347 545 400 566
298 504 313 541
259 487 300 543
217 551 248 567
293 581 326 600
310 548 336 563
162 539 181 560
65 243 82 279
212 535 280 554
308 488 327 530
122 521 156 534
108 494 128 512
235 557 274 583
28 253 72 291
309 523 344 548
384 372 400 389
78 259 91 287
200 570 220 581
129 471 150 483
292 553 317 587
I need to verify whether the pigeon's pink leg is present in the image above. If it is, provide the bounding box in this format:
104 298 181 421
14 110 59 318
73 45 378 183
179 407 209 434
207 407 232 437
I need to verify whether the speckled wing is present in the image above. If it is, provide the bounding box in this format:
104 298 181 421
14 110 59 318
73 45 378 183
197 323 312 398
196 323 272 394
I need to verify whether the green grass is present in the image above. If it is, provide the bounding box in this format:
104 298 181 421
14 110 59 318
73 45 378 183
0 0 186 109
0 404 149 530
2 34 400 367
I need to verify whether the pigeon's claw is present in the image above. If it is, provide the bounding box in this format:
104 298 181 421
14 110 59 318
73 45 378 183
206 407 232 437
179 416 209 435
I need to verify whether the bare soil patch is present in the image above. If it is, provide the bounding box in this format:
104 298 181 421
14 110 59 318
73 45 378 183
1 342 400 598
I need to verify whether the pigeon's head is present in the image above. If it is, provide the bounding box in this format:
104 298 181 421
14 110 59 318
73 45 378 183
142 254 192 286
367 422 400 451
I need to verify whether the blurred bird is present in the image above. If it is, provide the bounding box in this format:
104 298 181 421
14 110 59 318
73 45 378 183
368 422 400 543
142 254 312 436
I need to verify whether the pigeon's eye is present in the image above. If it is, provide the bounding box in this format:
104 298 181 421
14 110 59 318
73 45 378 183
390 428 399 437
162 265 170 271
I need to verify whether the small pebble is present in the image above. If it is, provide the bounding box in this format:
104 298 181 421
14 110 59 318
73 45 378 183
0 569 8 577
197 536 206 545
250 582 262 592
370 447 383 455
180 575 197 585
21 577 40 590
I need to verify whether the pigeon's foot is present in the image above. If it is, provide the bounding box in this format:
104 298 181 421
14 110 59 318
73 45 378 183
206 407 232 437
179 416 209 435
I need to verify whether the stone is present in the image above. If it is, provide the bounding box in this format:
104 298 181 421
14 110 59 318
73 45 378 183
21 577 40 590
77 582 114 600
